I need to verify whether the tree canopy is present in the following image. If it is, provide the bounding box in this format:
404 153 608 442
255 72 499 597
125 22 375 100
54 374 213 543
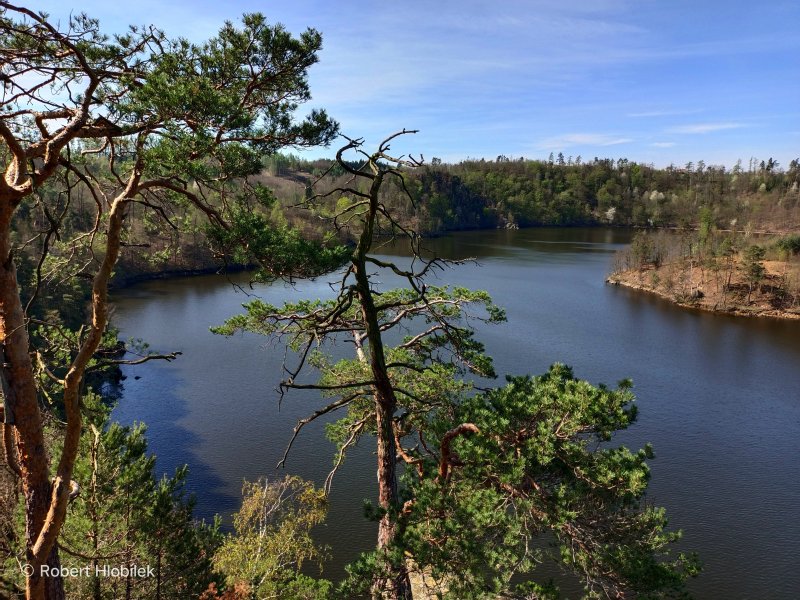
1 5 707 599
1 4 339 598
216 134 699 599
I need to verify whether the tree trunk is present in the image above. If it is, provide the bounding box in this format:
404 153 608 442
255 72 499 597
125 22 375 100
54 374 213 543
42 550 65 600
0 203 65 599
374 393 399 550
2 185 130 599
353 259 411 600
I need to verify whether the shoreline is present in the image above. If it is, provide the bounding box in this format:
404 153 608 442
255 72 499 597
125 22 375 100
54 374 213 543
108 224 619 289
112 228 800 323
606 273 800 320
110 263 255 290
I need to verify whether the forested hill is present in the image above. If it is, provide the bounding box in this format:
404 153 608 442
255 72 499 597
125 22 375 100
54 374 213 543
269 154 800 235
11 153 799 297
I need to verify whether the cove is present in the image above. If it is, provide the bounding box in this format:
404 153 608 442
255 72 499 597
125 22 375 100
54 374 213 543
111 227 800 598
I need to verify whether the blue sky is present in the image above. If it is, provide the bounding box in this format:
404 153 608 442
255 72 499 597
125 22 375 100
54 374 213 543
25 0 800 168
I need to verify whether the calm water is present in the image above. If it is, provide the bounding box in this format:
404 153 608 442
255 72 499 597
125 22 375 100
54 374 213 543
111 228 800 599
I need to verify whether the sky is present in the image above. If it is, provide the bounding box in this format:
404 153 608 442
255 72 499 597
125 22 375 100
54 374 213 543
19 0 800 168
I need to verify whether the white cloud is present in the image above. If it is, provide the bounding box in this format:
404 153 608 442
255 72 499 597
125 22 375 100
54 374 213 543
628 109 702 118
668 123 745 134
538 133 634 150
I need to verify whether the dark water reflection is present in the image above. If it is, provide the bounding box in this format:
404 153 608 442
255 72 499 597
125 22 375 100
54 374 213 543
112 228 800 598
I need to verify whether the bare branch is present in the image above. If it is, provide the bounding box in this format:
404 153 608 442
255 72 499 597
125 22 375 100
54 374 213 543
282 379 375 392
324 416 369 494
86 351 182 373
1 405 22 478
277 394 358 469
393 420 424 478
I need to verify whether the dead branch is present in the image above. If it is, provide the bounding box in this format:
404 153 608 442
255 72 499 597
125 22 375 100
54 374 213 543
393 420 424 478
85 351 182 373
1 407 21 478
324 416 369 494
277 394 360 469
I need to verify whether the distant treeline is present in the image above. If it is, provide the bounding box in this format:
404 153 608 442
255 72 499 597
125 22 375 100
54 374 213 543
270 153 800 235
11 153 800 311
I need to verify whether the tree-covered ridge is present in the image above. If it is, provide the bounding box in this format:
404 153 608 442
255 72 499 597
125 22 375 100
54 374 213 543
7 148 798 302
269 153 800 235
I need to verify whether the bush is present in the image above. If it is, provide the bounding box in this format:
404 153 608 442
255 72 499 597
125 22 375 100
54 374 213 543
774 234 800 256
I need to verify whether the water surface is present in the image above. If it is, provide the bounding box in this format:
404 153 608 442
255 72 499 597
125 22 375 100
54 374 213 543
112 228 800 598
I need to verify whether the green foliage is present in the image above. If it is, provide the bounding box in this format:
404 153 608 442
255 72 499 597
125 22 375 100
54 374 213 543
4 4 344 304
628 231 664 270
392 365 699 599
269 153 798 235
774 234 800 256
218 257 698 599
142 473 223 600
215 283 507 473
212 476 331 599
215 138 700 599
117 13 337 157
14 232 95 330
2 6 353 598
698 206 715 249
44 395 223 599
205 206 349 280
741 244 766 294
215 285 503 346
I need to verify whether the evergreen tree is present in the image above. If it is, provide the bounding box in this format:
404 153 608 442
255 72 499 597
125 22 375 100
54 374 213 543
741 245 766 302
0 6 340 597
53 395 220 600
215 132 505 598
216 134 698 599
397 365 700 599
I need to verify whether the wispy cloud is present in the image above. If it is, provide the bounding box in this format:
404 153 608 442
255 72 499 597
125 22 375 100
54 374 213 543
668 123 745 134
24 0 798 168
538 133 634 150
628 109 702 118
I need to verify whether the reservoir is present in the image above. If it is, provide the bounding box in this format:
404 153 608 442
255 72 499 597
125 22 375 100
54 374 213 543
111 227 800 598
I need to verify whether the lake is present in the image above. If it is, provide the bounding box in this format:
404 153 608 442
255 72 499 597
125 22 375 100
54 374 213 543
111 227 800 598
